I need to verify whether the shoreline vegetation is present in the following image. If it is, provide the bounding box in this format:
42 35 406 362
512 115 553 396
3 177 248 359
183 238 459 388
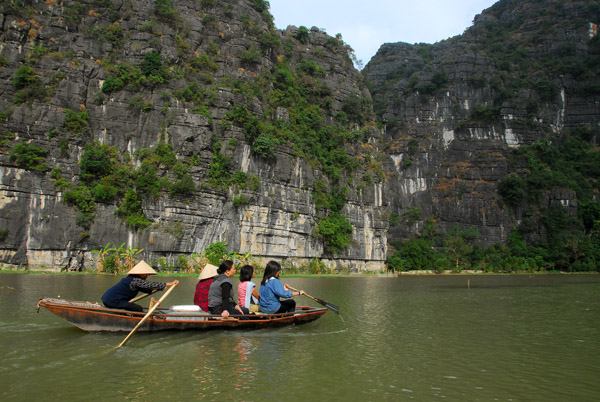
1 267 597 277
1 240 598 277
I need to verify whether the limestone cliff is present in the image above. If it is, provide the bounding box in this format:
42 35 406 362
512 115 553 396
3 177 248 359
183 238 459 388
363 0 600 248
0 0 387 271
3 0 598 272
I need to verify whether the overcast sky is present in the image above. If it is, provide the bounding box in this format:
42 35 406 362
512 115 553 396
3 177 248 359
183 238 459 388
268 0 499 67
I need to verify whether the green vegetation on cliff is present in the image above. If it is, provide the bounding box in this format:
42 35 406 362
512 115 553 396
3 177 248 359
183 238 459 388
1 0 380 257
388 127 600 273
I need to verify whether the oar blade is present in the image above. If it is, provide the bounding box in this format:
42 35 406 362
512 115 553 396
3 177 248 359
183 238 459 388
313 297 340 315
287 286 340 315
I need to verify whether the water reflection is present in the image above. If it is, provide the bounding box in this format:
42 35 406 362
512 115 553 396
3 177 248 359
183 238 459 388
1 273 599 401
231 337 256 390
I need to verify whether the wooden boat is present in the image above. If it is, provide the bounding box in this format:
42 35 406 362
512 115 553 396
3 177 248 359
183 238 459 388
37 297 328 332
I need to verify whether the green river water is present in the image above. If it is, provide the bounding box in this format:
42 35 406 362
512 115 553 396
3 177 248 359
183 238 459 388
0 273 598 401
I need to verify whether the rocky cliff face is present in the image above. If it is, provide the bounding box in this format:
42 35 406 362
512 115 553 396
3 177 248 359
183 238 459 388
0 0 387 271
3 0 598 272
363 0 600 247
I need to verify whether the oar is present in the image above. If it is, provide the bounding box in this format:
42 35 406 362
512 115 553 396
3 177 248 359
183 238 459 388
129 290 158 303
114 283 178 349
287 286 340 315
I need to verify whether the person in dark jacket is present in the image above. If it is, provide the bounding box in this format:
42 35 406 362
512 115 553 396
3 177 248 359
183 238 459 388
207 260 248 318
101 260 179 312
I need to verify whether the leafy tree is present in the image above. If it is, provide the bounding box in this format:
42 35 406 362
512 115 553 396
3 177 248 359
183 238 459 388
431 71 448 88
498 174 525 208
341 94 369 125
62 109 89 135
396 237 437 270
402 206 421 225
79 143 115 182
389 212 401 227
190 53 218 72
140 51 168 82
134 162 164 196
296 26 309 44
169 173 195 196
128 94 152 112
444 226 479 270
12 65 39 89
154 0 179 24
507 229 529 257
386 253 408 272
250 0 269 13
64 185 95 228
273 67 294 91
298 60 325 77
101 63 143 93
241 46 260 66
154 142 177 168
12 64 46 103
232 194 249 208
417 82 437 95
258 32 281 53
208 150 232 188
469 105 502 123
99 23 124 47
533 79 559 102
316 212 353 254
252 132 277 158
421 217 441 242
579 200 600 234
204 242 230 265
9 142 48 172
92 181 119 202
116 189 151 230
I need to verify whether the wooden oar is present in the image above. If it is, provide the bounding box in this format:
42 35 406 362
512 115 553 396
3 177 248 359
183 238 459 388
129 290 158 303
114 283 178 349
287 286 340 315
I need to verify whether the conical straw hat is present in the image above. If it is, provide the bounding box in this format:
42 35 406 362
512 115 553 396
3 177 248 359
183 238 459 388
127 260 157 275
198 263 218 280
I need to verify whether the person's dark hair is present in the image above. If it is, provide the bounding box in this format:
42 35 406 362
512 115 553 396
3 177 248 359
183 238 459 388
217 260 234 275
239 265 254 282
261 260 281 285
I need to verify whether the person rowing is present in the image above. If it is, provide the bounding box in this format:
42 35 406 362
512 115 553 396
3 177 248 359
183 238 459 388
101 260 179 312
259 260 305 314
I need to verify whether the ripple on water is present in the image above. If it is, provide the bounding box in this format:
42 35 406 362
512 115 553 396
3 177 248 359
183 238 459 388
1 275 599 401
0 321 60 333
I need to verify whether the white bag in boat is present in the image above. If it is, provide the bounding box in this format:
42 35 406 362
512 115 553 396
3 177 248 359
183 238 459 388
170 305 201 312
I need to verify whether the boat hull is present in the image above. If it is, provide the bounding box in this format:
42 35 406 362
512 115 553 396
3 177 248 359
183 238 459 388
37 298 328 332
